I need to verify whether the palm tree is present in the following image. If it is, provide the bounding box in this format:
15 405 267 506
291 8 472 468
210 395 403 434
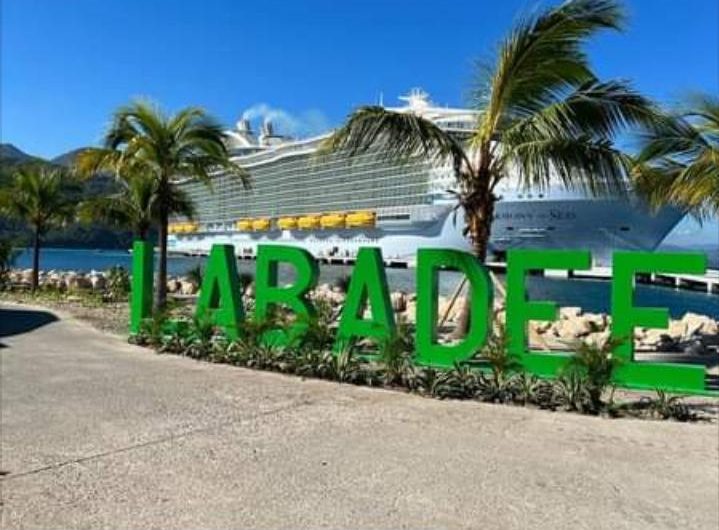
0 168 75 291
76 101 249 309
633 93 719 219
323 0 661 263
79 169 195 242
0 238 20 287
322 0 663 334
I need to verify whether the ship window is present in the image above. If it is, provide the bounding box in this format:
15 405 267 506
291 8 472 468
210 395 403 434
620 226 630 232
538 194 544 198
506 227 514 231
547 226 555 231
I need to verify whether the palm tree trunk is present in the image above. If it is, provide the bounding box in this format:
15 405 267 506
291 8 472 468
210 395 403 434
31 227 40 292
452 181 496 338
155 209 168 310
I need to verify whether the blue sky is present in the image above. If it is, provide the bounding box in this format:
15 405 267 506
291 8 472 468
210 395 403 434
2 0 717 243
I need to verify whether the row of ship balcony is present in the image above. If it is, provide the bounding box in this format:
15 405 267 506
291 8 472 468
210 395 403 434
168 211 377 235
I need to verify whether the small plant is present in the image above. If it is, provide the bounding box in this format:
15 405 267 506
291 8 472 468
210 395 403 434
406 366 442 396
0 239 19 290
326 347 363 383
293 299 336 352
649 390 695 421
225 314 297 372
136 309 171 347
376 319 415 386
554 371 588 412
563 337 624 413
513 372 553 407
183 314 218 359
433 362 482 399
476 324 518 403
105 266 130 302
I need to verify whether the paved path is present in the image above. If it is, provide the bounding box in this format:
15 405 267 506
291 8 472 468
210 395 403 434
1 303 718 529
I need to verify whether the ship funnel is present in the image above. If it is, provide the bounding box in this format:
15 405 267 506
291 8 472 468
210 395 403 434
237 118 252 133
261 118 274 137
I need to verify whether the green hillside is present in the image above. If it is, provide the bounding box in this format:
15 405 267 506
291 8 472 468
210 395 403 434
0 143 136 249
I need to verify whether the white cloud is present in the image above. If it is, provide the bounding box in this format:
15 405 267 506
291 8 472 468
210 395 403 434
241 103 330 138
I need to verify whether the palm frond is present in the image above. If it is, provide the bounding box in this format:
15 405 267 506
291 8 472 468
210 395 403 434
633 92 719 218
508 136 631 196
320 106 470 175
0 167 76 233
506 79 661 143
474 0 625 141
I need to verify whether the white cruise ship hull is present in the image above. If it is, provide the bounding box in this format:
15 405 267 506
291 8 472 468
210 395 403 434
169 196 683 267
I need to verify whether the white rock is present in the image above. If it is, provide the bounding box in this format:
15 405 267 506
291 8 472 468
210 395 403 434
67 275 91 290
89 275 106 290
555 316 593 339
583 313 607 332
531 320 553 334
584 330 611 349
166 279 181 294
559 306 582 320
403 301 417 323
179 280 198 295
681 312 718 337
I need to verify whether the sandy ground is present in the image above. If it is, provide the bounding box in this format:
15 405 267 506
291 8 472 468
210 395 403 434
1 302 718 529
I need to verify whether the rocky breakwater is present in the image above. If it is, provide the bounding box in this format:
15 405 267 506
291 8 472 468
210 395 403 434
304 287 719 356
5 268 107 292
7 270 718 356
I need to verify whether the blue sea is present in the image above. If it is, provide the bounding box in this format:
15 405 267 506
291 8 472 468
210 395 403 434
12 247 719 319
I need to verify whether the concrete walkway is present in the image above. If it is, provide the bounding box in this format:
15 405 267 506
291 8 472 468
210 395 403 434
1 303 718 529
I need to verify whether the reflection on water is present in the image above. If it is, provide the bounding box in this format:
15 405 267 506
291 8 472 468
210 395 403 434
13 248 719 319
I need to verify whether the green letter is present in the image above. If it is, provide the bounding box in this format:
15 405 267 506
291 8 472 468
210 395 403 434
611 251 707 393
195 244 244 340
255 244 319 345
415 248 492 368
506 249 591 377
130 239 153 335
336 247 395 349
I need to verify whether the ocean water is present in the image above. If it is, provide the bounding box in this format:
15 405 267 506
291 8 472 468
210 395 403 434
12 248 719 319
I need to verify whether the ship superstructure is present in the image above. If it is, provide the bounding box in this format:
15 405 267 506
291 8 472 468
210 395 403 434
168 90 683 266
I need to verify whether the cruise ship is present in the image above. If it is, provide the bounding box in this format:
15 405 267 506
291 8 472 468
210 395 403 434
168 90 684 267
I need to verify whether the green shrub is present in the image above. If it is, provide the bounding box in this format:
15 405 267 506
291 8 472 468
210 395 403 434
562 338 623 413
648 390 695 421
0 239 19 289
105 266 130 302
475 324 518 403
376 318 415 386
433 362 482 399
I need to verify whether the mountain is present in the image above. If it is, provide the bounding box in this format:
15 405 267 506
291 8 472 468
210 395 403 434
0 144 134 249
0 143 41 165
51 147 88 168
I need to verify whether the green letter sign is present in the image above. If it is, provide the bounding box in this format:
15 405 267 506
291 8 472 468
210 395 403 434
506 249 591 377
415 248 493 367
130 240 153 335
336 247 395 349
129 244 716 396
255 244 319 345
611 251 707 393
195 245 245 340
